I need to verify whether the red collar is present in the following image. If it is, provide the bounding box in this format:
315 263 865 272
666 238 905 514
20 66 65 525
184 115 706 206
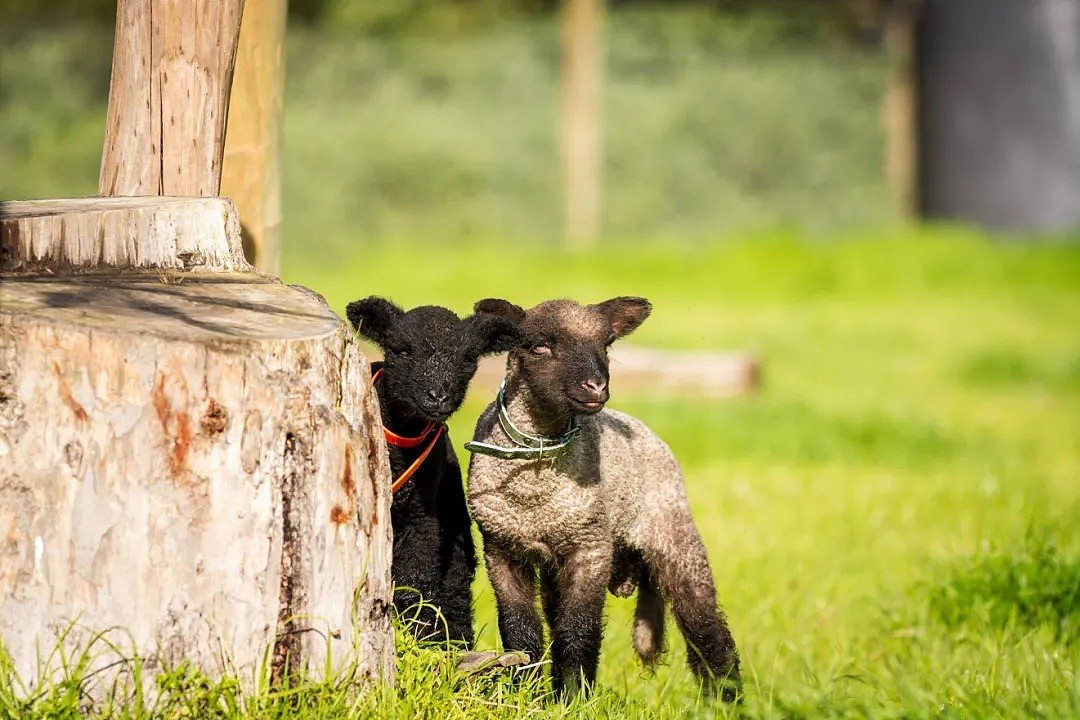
372 368 447 493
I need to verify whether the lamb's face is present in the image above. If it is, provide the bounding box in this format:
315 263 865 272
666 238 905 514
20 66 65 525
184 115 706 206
475 297 652 419
516 300 615 416
346 298 518 423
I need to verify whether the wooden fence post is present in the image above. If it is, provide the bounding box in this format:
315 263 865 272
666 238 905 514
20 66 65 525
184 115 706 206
560 0 604 248
99 0 244 196
883 0 921 220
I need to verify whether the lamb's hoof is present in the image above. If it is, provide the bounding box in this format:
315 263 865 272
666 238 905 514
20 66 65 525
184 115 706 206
609 576 637 598
714 675 743 704
457 650 531 674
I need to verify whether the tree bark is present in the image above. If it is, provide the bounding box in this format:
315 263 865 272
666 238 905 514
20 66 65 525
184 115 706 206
0 197 248 273
0 271 394 687
0 199 394 688
2 0 395 692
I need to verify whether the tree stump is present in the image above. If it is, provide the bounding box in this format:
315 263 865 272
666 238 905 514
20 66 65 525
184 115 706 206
0 199 393 688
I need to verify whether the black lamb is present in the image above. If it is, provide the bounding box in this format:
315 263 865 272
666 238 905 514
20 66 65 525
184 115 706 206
346 296 517 646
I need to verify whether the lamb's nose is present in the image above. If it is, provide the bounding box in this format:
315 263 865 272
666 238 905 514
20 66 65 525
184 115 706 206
581 379 607 396
428 390 450 404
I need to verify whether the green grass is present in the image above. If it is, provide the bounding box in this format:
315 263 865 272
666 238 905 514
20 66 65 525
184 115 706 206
302 230 1080 717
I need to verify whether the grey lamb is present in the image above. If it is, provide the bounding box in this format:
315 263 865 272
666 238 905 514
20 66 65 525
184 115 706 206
465 297 741 701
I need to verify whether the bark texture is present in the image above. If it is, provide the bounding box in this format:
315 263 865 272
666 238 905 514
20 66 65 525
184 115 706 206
0 273 393 687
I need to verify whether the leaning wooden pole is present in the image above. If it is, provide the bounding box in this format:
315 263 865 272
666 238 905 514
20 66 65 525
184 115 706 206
559 0 604 248
1 0 393 694
221 0 286 273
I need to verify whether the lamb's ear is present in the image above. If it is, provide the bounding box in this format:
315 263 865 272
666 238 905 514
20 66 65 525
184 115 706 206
473 298 526 325
593 296 652 339
345 296 404 347
465 312 521 356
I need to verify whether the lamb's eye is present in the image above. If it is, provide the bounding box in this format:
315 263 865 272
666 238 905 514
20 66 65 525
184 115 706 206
531 344 552 356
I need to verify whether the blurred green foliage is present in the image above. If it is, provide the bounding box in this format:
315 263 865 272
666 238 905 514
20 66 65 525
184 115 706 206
0 1 845 29
0 0 115 22
1 4 892 242
0 24 112 199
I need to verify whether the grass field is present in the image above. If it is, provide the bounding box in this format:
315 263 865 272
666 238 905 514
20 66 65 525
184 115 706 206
294 230 1080 716
4 232 1078 718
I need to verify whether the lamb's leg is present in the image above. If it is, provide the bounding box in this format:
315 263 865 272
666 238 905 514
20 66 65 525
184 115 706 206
548 544 611 700
484 541 544 665
392 514 447 642
633 565 665 667
438 522 476 646
647 529 741 701
436 453 477 647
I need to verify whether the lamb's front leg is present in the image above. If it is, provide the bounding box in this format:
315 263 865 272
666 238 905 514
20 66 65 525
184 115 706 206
436 448 477 647
484 540 544 665
392 513 445 640
548 544 612 700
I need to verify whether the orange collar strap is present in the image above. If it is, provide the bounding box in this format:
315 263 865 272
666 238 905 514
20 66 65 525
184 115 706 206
372 368 447 493
383 421 439 449
389 423 446 494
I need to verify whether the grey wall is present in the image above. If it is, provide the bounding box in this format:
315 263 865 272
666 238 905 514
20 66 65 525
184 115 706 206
919 0 1080 233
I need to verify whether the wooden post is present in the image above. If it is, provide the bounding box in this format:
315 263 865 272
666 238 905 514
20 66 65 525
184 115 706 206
221 0 286 274
559 0 604 248
882 0 921 220
1 0 393 694
99 0 244 196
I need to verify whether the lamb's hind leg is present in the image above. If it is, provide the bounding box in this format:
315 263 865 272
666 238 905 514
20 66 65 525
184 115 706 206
633 565 665 667
647 530 741 701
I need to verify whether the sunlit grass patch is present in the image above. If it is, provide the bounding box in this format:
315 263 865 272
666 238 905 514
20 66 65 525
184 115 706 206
957 347 1080 391
925 533 1080 643
622 397 978 469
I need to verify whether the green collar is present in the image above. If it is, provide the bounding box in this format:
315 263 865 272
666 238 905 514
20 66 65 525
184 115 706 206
464 382 580 461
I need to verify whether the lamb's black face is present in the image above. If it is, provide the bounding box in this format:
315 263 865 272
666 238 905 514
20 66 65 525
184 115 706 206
346 298 518 424
475 297 652 420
